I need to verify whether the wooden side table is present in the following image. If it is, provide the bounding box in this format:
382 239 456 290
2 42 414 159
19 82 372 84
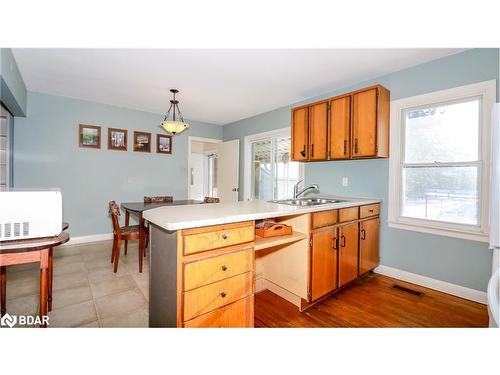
0 231 69 327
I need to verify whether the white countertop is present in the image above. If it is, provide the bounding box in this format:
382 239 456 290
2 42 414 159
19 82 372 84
142 195 381 231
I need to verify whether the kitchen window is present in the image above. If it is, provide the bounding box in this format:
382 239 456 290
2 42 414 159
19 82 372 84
244 128 304 201
388 80 496 242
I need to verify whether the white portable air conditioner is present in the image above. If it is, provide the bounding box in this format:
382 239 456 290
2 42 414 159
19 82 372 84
0 190 63 241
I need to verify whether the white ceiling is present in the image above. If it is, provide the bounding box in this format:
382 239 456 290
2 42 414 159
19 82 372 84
12 48 464 125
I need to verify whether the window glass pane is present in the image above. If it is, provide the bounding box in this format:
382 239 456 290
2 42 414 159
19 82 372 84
404 99 479 163
402 166 479 225
251 139 273 200
274 137 300 200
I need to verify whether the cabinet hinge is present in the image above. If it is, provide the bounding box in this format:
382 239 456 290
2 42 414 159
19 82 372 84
376 88 379 97
309 238 313 247
308 289 312 299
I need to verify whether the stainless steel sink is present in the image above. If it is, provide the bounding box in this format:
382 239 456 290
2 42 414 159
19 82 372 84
273 198 346 206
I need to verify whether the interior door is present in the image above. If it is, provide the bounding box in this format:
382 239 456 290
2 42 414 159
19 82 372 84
330 96 351 159
338 222 359 287
310 228 338 301
216 139 240 202
352 88 377 157
359 218 380 275
309 102 328 160
291 107 309 161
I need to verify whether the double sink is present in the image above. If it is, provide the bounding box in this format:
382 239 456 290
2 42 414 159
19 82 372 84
273 197 347 206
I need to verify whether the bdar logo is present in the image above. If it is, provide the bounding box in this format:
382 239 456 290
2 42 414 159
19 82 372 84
1 313 17 328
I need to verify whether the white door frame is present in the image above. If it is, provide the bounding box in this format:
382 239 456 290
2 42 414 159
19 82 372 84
187 136 222 197
243 127 305 201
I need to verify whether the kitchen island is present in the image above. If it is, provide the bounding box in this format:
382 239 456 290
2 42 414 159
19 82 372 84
143 196 381 328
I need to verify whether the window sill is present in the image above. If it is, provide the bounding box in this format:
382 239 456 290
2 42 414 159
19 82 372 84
387 221 489 243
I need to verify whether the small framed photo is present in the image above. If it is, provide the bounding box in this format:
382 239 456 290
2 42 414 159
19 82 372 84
108 128 128 151
79 124 101 149
157 134 172 154
133 131 152 152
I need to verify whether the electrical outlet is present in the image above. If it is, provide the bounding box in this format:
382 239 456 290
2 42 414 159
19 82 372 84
342 177 348 187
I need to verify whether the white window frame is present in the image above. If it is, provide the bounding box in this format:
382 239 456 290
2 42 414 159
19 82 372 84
244 127 305 201
388 80 496 242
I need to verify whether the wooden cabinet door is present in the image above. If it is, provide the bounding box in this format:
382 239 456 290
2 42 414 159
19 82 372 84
310 228 338 301
309 102 328 160
352 88 377 157
292 107 309 161
329 96 351 159
359 218 380 275
338 222 359 287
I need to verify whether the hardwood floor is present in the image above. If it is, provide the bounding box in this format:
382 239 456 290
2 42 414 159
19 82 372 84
254 273 488 328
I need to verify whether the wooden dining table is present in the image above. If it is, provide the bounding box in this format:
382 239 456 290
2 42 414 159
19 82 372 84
0 224 70 327
120 200 202 272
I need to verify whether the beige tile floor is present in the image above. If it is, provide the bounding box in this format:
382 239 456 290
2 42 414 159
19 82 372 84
2 240 149 328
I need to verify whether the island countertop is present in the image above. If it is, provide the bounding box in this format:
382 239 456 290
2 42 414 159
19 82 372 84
142 195 381 231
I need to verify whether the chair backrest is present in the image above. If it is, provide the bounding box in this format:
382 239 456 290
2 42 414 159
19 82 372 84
144 196 173 203
204 197 220 203
108 201 121 235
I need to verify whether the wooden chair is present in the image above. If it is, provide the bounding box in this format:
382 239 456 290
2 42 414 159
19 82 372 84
144 195 173 203
141 196 173 251
108 201 145 273
204 197 220 203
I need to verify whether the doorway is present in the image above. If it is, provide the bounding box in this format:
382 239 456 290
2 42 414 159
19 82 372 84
188 137 221 201
187 137 240 202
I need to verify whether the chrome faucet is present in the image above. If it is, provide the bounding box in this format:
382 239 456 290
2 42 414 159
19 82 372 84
293 180 319 199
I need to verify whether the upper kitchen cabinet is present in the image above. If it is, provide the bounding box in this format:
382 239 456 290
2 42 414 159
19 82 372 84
352 85 390 158
308 101 329 160
290 84 390 162
291 106 309 161
329 95 351 159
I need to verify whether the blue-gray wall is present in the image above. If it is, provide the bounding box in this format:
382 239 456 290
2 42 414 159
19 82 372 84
0 48 27 116
14 91 222 237
223 48 500 291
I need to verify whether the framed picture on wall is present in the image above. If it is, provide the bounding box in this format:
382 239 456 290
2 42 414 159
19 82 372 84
157 134 172 154
133 131 151 152
108 128 128 151
79 124 101 149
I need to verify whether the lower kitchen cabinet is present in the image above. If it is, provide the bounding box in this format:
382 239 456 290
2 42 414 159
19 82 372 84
338 222 359 287
310 228 338 301
359 218 380 275
184 296 254 328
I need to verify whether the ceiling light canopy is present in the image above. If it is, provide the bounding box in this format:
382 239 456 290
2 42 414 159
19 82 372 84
160 89 189 135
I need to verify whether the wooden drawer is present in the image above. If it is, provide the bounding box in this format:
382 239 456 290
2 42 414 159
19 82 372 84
184 295 254 328
339 207 359 222
360 203 380 218
311 210 338 229
183 249 253 291
182 221 255 255
183 272 253 321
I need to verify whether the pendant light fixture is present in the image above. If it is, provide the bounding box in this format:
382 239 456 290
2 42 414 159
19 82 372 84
160 89 189 135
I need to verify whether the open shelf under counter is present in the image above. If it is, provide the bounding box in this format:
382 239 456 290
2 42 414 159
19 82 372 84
254 231 308 251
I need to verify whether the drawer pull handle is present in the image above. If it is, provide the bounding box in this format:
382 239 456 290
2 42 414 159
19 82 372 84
220 291 227 298
221 264 228 271
369 209 374 213
221 233 228 240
